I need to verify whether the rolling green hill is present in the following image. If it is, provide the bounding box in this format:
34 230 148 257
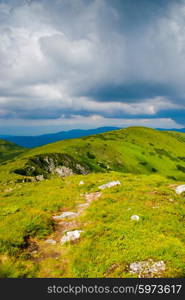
2 126 185 182
0 139 26 163
0 127 185 278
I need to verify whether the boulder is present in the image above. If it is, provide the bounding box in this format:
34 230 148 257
175 185 185 195
60 230 83 244
99 180 121 190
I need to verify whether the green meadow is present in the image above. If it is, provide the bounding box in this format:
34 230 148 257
0 127 185 277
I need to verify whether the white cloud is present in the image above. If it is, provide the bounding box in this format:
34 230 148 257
0 114 181 135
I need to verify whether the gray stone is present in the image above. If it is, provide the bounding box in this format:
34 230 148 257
99 181 121 190
78 203 89 208
35 175 44 181
175 185 185 195
129 260 166 277
130 215 140 221
60 230 83 244
53 212 77 220
85 192 102 202
45 239 56 245
55 166 73 177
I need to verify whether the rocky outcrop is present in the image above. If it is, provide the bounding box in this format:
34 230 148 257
14 153 90 179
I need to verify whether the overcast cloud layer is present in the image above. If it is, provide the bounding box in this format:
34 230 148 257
0 0 185 135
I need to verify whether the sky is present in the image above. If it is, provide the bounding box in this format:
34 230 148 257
0 0 185 135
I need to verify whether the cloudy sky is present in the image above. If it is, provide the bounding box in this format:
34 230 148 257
0 0 185 135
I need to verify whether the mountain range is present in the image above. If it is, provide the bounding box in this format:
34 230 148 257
0 126 185 148
0 127 120 148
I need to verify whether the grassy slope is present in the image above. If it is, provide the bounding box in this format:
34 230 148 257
0 127 185 277
0 139 26 163
1 127 185 183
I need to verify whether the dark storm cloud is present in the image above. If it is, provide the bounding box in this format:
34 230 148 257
0 0 184 134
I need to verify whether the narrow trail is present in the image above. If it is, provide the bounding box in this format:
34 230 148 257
29 192 102 263
26 180 182 276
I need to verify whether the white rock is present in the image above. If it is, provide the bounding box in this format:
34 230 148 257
175 185 185 195
45 239 56 245
79 180 84 185
53 212 77 220
130 215 140 221
99 180 121 190
78 203 89 207
61 230 83 244
35 175 44 181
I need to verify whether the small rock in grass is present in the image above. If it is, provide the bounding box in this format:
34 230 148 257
85 192 102 202
35 175 44 181
53 212 77 220
45 239 56 245
78 203 89 207
99 181 121 190
79 180 84 185
130 215 140 221
4 188 13 193
129 260 166 277
175 185 185 195
60 230 83 244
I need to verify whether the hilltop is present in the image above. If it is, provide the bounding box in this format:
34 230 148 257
1 126 184 148
0 127 185 278
4 126 185 182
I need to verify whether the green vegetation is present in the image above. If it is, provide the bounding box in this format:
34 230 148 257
16 126 185 180
0 139 26 163
0 127 185 278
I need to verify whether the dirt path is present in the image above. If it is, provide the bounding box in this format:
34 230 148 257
28 192 102 263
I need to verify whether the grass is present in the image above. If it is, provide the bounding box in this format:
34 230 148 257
13 126 185 180
0 139 26 163
0 127 185 277
0 172 184 278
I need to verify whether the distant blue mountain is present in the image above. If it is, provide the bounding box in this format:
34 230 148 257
157 128 185 133
0 127 120 148
1 126 184 148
